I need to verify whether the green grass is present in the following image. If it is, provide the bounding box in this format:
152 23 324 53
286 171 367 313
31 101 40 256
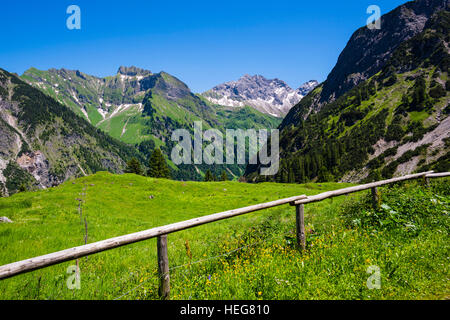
0 173 448 300
86 105 103 126
409 111 430 123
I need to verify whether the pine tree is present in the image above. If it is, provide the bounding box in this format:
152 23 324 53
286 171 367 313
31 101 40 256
298 157 306 183
354 89 362 106
411 75 427 110
361 85 369 101
204 169 214 182
125 157 143 175
148 148 171 178
220 170 228 181
318 166 333 182
19 184 27 193
368 80 377 95
402 92 409 105
288 166 295 183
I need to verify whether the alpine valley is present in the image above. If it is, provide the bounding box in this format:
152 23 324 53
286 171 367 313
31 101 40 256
1 65 310 195
1 0 449 197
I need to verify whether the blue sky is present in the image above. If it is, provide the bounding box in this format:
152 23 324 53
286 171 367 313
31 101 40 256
0 0 408 93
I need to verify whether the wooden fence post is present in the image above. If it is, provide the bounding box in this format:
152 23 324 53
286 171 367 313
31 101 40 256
295 204 306 252
157 235 170 300
371 187 380 210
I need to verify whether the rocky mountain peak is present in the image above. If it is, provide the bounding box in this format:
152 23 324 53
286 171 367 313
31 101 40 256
297 80 320 96
319 0 448 105
117 66 152 77
203 75 318 117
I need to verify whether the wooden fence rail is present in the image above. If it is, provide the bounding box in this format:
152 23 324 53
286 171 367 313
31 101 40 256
0 170 448 299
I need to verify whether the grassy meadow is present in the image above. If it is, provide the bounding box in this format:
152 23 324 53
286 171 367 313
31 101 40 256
0 172 448 300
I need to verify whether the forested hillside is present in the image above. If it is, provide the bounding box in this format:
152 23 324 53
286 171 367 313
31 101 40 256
245 3 449 183
0 69 142 196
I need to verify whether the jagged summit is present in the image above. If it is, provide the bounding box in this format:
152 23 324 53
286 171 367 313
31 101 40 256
202 75 318 117
298 80 320 96
117 66 152 77
304 0 449 112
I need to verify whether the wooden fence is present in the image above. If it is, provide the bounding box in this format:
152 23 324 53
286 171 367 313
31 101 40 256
0 170 448 299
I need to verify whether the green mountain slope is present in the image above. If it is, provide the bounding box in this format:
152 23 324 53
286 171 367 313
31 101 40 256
246 5 450 183
22 67 280 142
0 68 142 196
21 66 281 181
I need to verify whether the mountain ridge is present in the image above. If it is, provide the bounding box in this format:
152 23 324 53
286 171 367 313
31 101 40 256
245 0 450 183
19 66 281 183
202 75 318 117
0 68 143 196
282 0 449 122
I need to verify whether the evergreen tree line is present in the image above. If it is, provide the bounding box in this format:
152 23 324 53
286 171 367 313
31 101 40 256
125 148 171 179
204 169 228 182
126 148 230 182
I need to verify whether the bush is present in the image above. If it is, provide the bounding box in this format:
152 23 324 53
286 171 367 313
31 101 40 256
341 181 450 237
385 122 404 142
429 83 446 99
340 110 366 126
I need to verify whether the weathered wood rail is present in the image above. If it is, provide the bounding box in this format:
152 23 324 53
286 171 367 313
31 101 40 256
0 170 448 299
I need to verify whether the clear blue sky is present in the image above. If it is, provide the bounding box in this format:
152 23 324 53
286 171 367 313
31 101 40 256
0 0 408 93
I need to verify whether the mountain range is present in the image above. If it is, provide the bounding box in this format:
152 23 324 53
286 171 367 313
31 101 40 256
202 75 318 117
1 0 448 196
1 66 296 194
21 67 286 144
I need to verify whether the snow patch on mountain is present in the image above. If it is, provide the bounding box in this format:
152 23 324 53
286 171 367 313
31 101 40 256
203 75 318 117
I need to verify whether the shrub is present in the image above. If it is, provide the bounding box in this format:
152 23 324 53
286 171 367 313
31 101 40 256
340 181 450 237
429 83 446 99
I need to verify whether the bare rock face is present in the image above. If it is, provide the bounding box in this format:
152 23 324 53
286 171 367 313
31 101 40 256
203 75 318 117
281 0 449 121
117 66 152 77
321 0 448 104
16 151 51 188
297 80 320 96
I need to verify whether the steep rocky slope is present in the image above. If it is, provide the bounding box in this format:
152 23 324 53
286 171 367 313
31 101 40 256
246 1 449 183
202 75 318 117
282 0 448 122
0 68 141 196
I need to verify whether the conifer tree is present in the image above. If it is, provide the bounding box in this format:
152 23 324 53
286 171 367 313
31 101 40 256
204 169 214 182
148 148 171 178
220 170 228 181
125 157 143 175
354 89 362 106
288 167 295 183
411 75 427 110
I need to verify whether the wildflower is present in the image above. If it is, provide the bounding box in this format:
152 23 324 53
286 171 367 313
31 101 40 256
258 291 262 296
